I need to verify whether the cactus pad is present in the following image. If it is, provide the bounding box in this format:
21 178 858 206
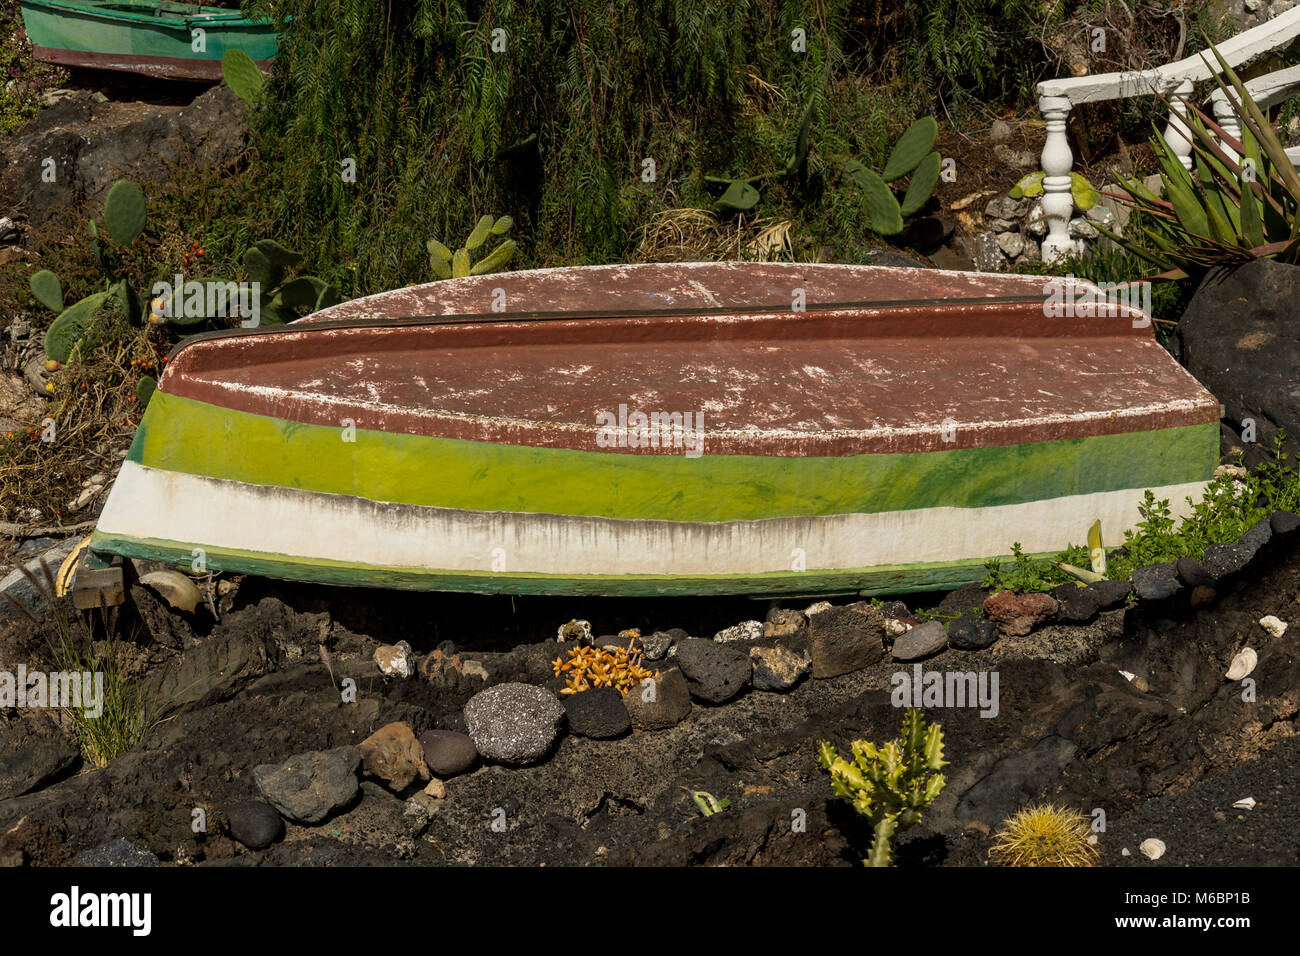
103 180 146 247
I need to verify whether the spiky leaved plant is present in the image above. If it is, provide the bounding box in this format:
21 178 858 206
1101 40 1300 280
990 803 1100 867
817 708 948 866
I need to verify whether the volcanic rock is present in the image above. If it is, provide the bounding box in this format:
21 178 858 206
563 687 631 738
253 746 361 823
749 645 810 691
463 683 566 765
808 604 886 677
947 613 999 650
982 591 1058 636
357 721 430 791
622 667 692 729
674 639 751 703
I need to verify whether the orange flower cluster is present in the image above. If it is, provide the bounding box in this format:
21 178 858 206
551 641 658 697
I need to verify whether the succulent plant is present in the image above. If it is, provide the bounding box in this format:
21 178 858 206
817 708 948 867
238 239 340 324
1009 170 1101 210
705 96 819 215
221 49 265 104
135 375 157 408
840 116 941 236
990 803 1099 867
428 214 516 279
1102 41 1300 280
31 179 153 362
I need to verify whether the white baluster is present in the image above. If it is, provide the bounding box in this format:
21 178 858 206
1213 93 1243 168
1162 78 1195 171
1038 94 1079 263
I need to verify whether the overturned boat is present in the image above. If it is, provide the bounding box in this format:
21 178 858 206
19 0 278 81
89 262 1220 597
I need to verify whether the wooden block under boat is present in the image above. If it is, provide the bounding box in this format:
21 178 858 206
90 263 1220 596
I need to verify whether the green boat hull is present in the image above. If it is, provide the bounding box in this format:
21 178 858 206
19 0 277 80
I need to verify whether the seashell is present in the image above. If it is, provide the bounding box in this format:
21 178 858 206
1225 647 1257 681
1258 615 1288 638
1139 838 1166 860
139 570 202 613
1232 797 1256 811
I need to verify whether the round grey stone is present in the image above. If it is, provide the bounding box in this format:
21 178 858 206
463 682 565 765
890 620 948 660
419 729 478 777
226 800 284 850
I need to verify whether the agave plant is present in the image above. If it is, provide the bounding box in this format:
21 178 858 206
1102 41 1300 280
839 116 941 236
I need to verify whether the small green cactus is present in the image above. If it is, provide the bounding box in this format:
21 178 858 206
817 708 949 867
43 291 113 364
29 270 63 312
428 214 516 279
135 375 157 408
840 116 941 236
103 180 146 247
221 48 265 104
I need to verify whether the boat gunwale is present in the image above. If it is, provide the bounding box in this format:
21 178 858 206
21 0 271 29
161 292 1143 365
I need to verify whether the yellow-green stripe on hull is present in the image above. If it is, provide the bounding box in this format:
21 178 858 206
131 392 1218 523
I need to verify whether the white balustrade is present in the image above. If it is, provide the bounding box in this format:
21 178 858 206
1034 7 1300 262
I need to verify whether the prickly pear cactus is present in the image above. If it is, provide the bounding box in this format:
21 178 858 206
817 708 948 867
29 270 63 313
103 180 146 246
429 215 516 280
135 376 157 408
843 159 903 236
222 49 265 103
841 115 940 236
882 116 938 182
43 291 113 364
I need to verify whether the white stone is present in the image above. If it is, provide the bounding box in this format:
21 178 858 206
1024 201 1047 238
1258 615 1287 638
1139 838 1166 860
713 620 764 643
996 232 1025 257
1225 647 1257 681
374 640 415 679
1068 217 1099 239
1232 796 1257 810
883 618 912 638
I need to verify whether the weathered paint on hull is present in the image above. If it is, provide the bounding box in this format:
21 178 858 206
91 262 1221 596
31 45 270 81
20 0 278 81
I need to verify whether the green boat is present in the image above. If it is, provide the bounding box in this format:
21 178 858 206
87 262 1221 599
19 0 278 81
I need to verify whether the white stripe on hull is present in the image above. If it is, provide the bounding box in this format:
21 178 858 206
98 461 1208 576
